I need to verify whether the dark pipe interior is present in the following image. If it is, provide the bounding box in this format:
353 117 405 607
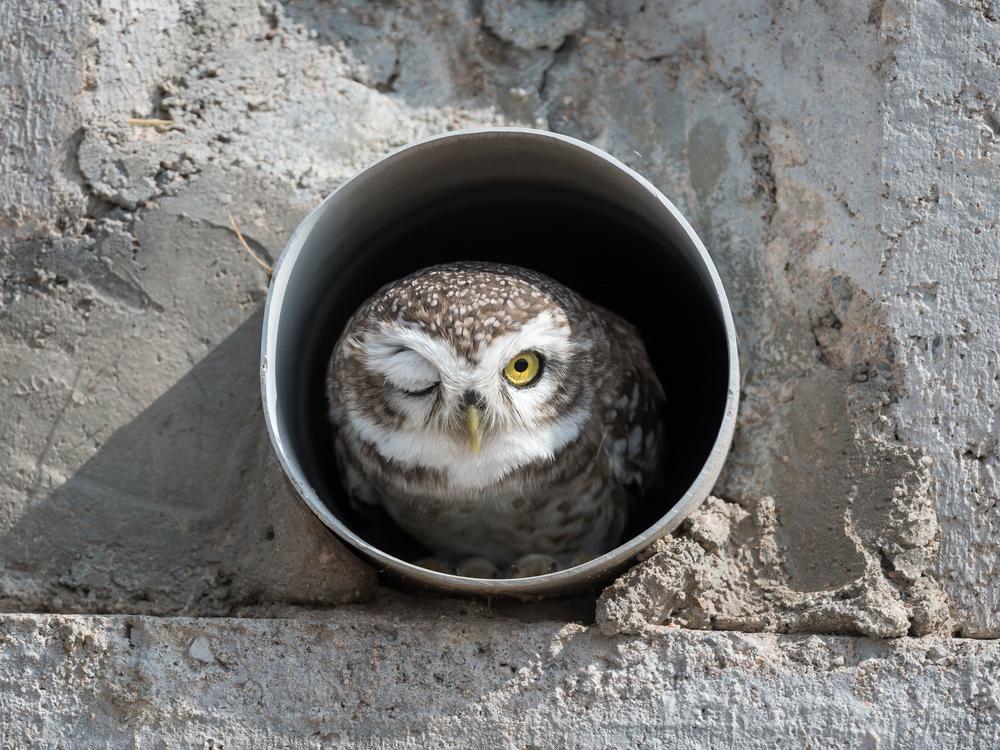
291 184 730 563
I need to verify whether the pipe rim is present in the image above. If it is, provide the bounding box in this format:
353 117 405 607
260 127 740 595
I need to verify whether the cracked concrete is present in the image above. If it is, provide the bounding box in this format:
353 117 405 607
2 0 999 742
877 0 1000 638
1 607 999 747
0 0 998 732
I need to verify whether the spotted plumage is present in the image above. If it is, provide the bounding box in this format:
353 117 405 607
326 262 664 573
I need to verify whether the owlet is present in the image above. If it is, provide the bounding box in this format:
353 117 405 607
327 262 664 575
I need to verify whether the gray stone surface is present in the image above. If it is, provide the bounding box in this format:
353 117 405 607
0 0 997 635
1 605 999 748
881 1 1000 638
2 0 1000 742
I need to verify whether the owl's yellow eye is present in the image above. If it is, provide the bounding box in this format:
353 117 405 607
503 351 542 387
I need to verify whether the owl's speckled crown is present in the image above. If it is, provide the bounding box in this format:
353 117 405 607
354 262 588 358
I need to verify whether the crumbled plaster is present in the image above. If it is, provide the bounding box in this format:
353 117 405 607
0 0 996 640
597 489 951 638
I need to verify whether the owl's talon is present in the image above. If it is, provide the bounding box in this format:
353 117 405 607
508 553 560 578
414 556 453 574
455 556 500 579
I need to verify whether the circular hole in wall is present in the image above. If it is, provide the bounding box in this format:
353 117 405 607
262 130 737 593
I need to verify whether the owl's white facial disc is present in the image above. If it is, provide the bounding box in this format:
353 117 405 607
362 335 441 394
344 309 593 490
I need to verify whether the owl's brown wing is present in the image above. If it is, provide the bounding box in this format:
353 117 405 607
328 384 386 515
597 309 666 495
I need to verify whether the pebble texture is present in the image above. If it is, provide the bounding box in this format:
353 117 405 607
1 606 999 748
0 0 997 640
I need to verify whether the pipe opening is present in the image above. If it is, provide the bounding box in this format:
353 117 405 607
264 131 735 588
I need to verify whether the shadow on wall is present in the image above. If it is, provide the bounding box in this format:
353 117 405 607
1 311 372 615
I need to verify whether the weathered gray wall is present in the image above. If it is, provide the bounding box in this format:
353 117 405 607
1 0 999 743
3 0 997 635
1 604 999 748
882 0 1000 638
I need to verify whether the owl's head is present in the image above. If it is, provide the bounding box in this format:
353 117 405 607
327 263 601 491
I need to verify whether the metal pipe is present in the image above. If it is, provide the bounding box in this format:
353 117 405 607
260 128 740 596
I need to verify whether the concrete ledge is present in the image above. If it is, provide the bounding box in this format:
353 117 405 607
1 605 997 748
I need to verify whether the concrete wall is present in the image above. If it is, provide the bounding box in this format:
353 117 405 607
1 0 998 743
2 604 999 748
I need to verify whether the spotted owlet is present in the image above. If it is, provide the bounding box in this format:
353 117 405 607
327 262 664 576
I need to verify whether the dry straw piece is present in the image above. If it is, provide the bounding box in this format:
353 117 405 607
126 117 174 130
228 214 273 279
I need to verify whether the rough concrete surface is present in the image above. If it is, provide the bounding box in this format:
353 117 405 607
3 0 997 633
1 605 999 748
1 0 1000 743
598 494 950 639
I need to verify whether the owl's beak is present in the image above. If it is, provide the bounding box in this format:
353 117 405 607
464 405 483 454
